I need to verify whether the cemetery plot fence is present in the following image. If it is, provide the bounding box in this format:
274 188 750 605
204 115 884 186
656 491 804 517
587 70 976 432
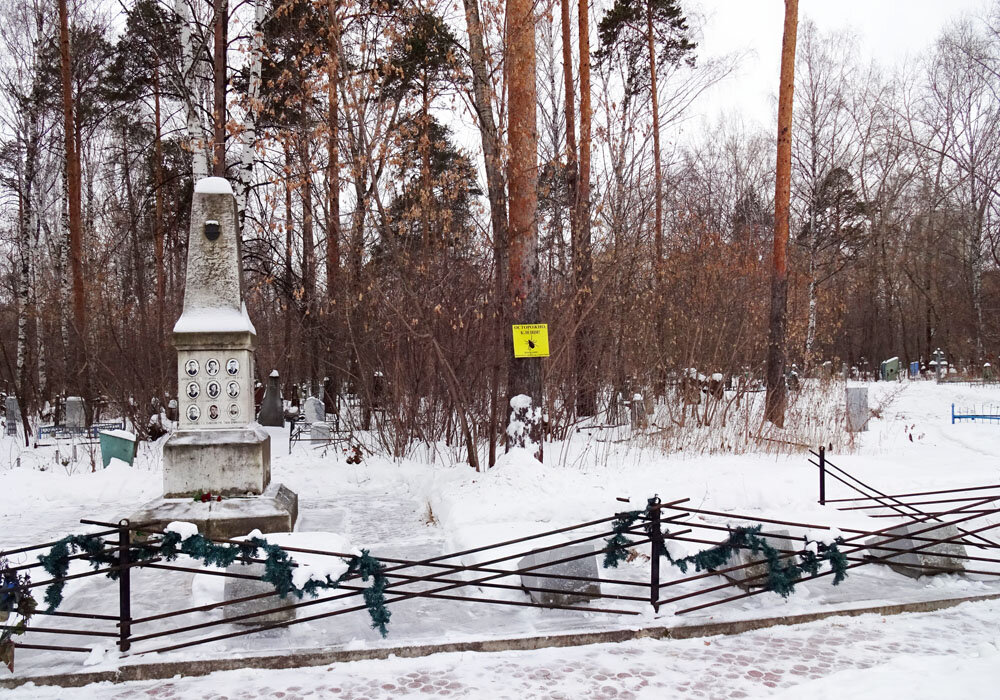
951 403 1000 424
4 497 1000 669
809 448 1000 549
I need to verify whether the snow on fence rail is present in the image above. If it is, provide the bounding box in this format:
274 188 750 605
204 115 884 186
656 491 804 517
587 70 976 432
4 492 1000 675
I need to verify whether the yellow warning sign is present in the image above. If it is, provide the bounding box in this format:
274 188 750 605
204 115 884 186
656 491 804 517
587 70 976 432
512 324 550 358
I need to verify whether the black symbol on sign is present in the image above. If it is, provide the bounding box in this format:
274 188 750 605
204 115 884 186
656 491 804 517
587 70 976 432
528 339 536 349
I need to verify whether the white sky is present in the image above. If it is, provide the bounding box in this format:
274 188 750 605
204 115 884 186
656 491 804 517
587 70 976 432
688 0 991 129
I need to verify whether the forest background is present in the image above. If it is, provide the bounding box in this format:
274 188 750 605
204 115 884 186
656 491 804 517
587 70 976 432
2 0 1000 466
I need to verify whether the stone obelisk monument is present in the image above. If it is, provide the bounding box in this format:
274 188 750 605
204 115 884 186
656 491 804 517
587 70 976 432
132 177 296 537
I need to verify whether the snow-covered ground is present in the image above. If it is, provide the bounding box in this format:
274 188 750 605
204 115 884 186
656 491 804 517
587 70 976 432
6 600 1000 699
2 378 1000 695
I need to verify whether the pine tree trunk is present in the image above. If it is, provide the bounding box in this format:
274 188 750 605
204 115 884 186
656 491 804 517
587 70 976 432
59 0 88 407
506 0 543 460
574 0 595 418
560 0 578 247
765 0 798 428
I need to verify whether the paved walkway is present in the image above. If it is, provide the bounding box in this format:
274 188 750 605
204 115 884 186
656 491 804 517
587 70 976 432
8 599 1000 699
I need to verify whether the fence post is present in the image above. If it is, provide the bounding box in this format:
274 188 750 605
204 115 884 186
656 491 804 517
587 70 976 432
818 446 826 506
118 519 131 653
648 496 662 612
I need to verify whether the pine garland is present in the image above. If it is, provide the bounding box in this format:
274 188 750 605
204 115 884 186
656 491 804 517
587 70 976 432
35 530 392 638
601 499 849 598
665 524 848 597
603 510 643 568
37 534 120 611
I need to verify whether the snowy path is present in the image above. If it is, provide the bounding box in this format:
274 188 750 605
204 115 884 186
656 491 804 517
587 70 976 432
9 599 1000 699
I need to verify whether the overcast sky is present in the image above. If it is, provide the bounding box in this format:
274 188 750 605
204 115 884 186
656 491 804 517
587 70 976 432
685 0 991 130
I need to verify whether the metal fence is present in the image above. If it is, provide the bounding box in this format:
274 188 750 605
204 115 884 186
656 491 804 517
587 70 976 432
4 489 1000 670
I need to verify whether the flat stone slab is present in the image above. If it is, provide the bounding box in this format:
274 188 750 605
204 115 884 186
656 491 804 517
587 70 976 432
721 528 797 590
223 562 297 625
129 482 298 539
518 544 601 606
865 522 967 578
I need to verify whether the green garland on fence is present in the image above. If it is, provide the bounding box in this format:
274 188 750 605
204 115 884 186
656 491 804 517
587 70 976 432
35 530 392 637
603 510 644 568
37 534 120 610
665 524 848 598
602 499 849 598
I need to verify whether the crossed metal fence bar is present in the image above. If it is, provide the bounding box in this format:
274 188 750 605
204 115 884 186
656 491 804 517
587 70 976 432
3 490 1000 668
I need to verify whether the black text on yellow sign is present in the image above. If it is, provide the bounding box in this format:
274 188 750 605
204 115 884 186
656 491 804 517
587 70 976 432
512 324 550 358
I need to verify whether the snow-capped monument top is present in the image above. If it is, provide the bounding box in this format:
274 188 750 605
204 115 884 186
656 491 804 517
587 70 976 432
194 176 234 195
174 176 253 335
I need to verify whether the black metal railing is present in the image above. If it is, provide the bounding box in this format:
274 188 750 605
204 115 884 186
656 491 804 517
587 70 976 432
4 491 1000 671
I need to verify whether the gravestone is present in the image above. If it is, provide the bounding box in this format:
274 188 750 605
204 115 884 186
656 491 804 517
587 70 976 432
222 562 296 625
65 396 86 428
930 347 947 381
846 387 869 432
257 370 284 427
303 396 325 424
5 396 19 436
311 422 332 441
518 544 601 606
865 523 966 578
131 177 296 539
722 528 797 590
787 367 800 392
629 393 647 429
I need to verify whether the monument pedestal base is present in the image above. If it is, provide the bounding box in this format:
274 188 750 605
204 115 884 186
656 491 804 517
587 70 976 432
129 482 298 539
163 427 271 497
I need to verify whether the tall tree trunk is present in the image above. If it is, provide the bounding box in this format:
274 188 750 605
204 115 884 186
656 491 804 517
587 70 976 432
420 79 432 248
326 0 341 407
235 0 264 220
560 0 578 249
212 0 227 177
153 63 165 351
462 0 509 466
283 140 294 380
647 2 663 264
59 0 87 406
574 0 595 417
300 136 317 394
506 0 542 460
16 189 30 406
177 0 209 177
765 0 798 428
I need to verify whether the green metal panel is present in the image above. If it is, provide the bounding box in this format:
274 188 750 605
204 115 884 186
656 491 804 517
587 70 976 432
99 430 137 468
